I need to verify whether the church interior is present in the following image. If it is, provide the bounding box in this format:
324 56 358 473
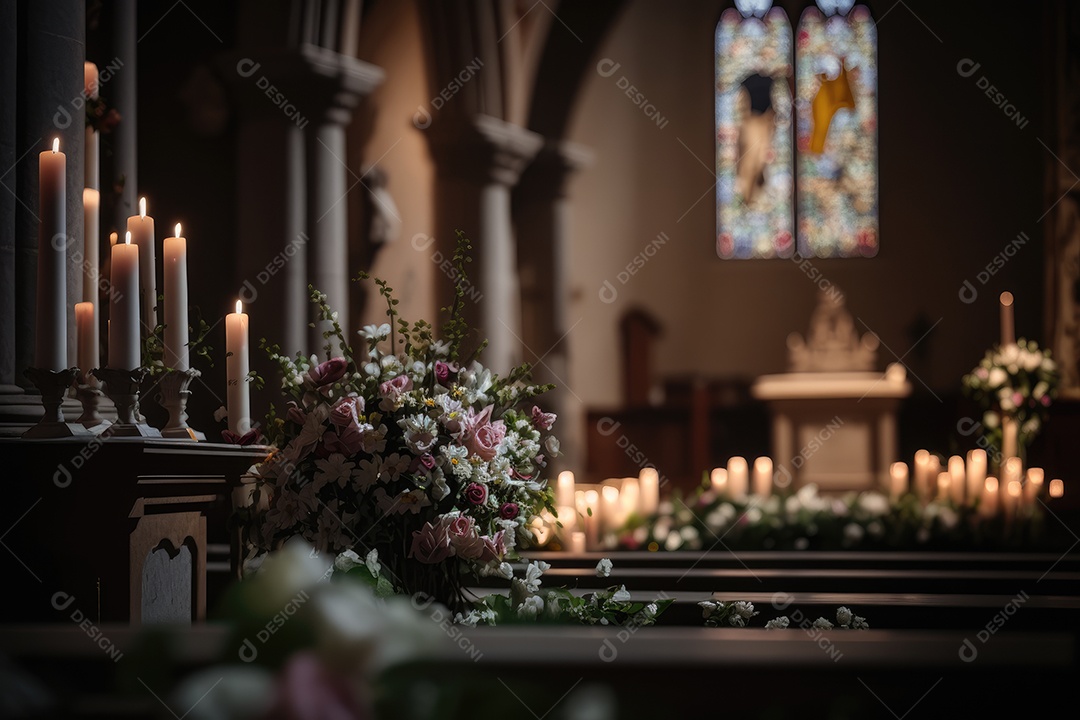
2 0 1079 718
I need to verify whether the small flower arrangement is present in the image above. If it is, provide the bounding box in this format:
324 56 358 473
962 338 1058 457
701 602 869 630
245 232 559 611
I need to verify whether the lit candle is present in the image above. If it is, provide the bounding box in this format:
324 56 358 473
84 62 99 190
1005 478 1023 523
1000 291 1015 346
914 450 930 502
75 302 96 381
600 484 621 535
36 138 67 370
555 505 576 532
82 189 100 304
727 456 749 500
926 455 941 502
127 197 157 336
1049 479 1064 498
163 223 189 371
948 455 965 505
639 467 660 515
109 231 118 246
710 467 728 495
108 232 141 370
226 299 251 434
966 449 987 507
580 489 600 549
979 476 999 518
753 457 773 497
621 476 640 518
555 470 576 508
1024 468 1044 506
937 472 951 502
889 462 908 500
569 531 587 554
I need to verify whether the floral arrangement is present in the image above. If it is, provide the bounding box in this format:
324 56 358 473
615 482 1055 553
244 233 559 610
699 601 869 630
962 338 1058 459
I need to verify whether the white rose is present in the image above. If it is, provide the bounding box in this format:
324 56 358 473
836 606 853 627
334 549 363 573
988 368 1007 388
595 558 613 578
517 595 545 619
544 435 561 457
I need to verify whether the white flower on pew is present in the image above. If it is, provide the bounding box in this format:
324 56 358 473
698 600 718 619
730 601 758 627
812 617 834 630
850 615 869 630
836 607 853 627
517 594 545 619
524 560 551 593
765 616 790 629
334 549 363 573
596 558 613 577
611 585 631 603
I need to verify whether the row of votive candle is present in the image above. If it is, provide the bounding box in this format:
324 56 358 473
540 469 662 550
708 456 775 499
890 449 1063 517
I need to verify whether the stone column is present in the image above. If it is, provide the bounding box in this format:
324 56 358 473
302 47 383 352
0 0 17 393
514 140 592 471
427 115 542 375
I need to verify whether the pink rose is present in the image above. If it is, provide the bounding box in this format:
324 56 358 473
409 521 453 564
434 361 457 386
308 357 349 387
445 515 484 560
286 402 307 426
463 482 488 505
531 405 556 430
499 502 519 520
460 405 505 461
330 396 364 429
378 374 413 410
478 530 507 563
419 453 436 470
323 421 365 456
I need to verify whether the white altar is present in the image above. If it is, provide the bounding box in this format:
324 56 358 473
752 291 912 493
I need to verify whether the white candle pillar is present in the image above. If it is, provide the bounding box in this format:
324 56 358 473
1048 479 1064 498
639 467 660 515
753 457 773 497
75 302 96 380
979 476 999 518
108 232 140 370
936 472 951 503
226 300 251 434
127 197 157 336
727 456 749 501
913 449 930 502
36 138 67 370
555 470 576 508
1024 468 1044 507
948 455 965 505
621 476 640 519
84 62 99 191
581 489 600 549
568 531 587 554
710 467 728 496
163 223 189 370
966 449 987 507
600 484 621 535
82 189 99 304
889 462 908 501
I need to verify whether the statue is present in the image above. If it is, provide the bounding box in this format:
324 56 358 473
787 288 878 372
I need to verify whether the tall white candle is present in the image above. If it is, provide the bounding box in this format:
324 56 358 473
948 455 965 505
889 462 908 501
752 457 773 497
555 470 576 508
163 223 189 371
1000 291 1015 346
979 476 999 518
639 467 660 515
108 232 140 370
913 449 930 501
36 138 66 370
600 484 621 535
128 197 157 336
569 531 587 554
621 476 640 518
727 457 749 500
82 188 99 304
1024 468 1044 507
75 302 96 381
226 300 251 434
580 489 600 549
84 62 99 191
967 449 987 506
936 472 951 502
1048 479 1064 498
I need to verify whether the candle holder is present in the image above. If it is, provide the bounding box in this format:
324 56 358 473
157 368 206 441
91 367 161 437
23 367 95 438
74 379 112 433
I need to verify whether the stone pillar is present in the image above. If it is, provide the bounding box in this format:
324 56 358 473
0 0 17 392
302 47 383 352
2 0 86 435
514 141 592 471
427 115 542 374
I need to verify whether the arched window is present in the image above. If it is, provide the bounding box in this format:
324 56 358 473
716 0 878 259
715 0 794 259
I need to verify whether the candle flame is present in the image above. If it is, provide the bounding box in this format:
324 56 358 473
1000 291 1014 307
109 231 118 246
235 300 243 315
124 231 131 245
139 197 146 219
51 138 59 153
175 223 182 238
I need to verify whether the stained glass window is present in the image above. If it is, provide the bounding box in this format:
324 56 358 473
716 0 878 259
795 1 878 257
715 1 794 259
